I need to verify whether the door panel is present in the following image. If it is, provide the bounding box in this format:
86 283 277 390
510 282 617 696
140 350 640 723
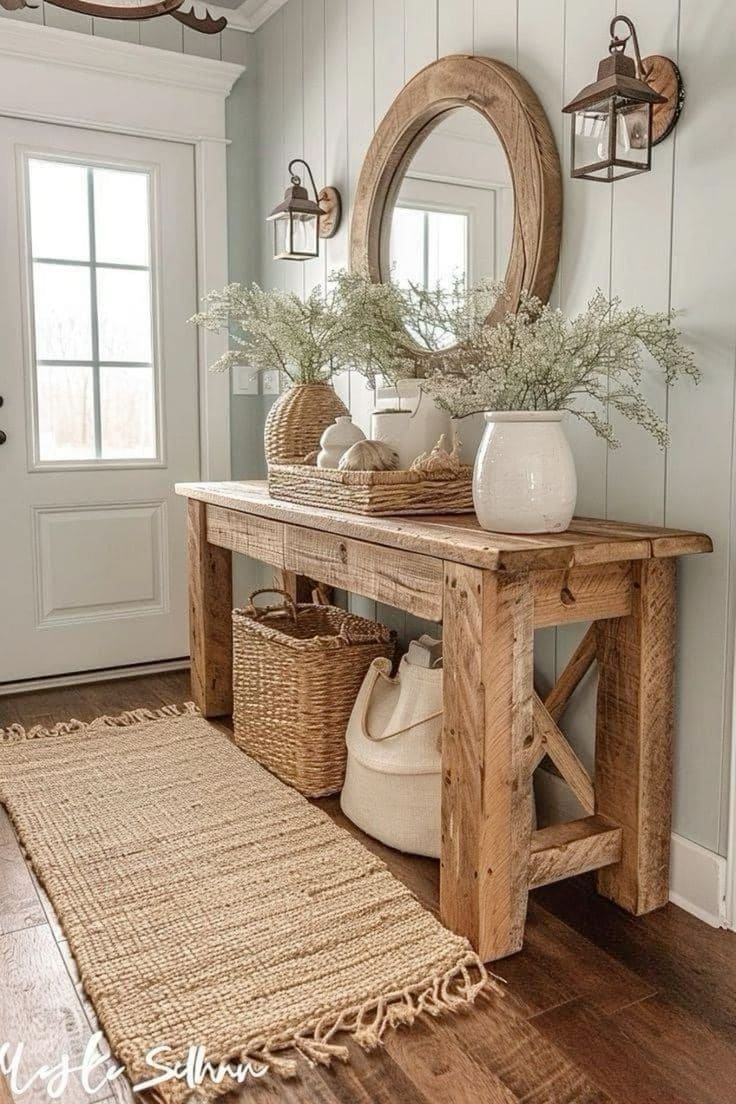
0 120 199 683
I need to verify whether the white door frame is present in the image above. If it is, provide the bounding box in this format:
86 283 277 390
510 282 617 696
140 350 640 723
0 20 243 481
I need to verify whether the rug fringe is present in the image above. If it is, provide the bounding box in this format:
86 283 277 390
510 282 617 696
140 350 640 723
0 701 200 744
212 952 503 1092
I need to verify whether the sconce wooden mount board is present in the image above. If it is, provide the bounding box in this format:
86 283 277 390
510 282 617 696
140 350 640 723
0 0 226 34
645 54 685 145
317 186 341 239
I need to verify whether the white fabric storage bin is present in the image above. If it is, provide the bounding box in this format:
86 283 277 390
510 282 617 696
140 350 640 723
340 655 443 858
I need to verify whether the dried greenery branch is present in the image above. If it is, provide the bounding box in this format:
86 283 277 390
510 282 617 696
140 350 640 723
330 269 500 385
190 282 358 385
337 272 700 448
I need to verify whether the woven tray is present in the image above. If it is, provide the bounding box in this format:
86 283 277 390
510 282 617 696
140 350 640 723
268 462 474 515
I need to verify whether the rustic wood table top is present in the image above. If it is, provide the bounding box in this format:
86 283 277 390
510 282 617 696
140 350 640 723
175 480 713 572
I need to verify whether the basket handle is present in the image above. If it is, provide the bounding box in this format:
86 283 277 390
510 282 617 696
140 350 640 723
337 615 391 646
246 588 299 623
360 660 443 742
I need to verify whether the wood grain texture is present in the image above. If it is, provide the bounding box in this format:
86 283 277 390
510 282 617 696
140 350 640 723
0 926 109 1104
441 565 534 961
187 499 233 718
0 844 45 935
206 504 284 568
0 1073 12 1104
176 482 712 573
531 562 632 627
0 807 16 847
532 695 595 813
349 54 562 332
595 558 677 914
504 897 656 1018
283 524 443 620
529 817 622 889
532 997 693 1104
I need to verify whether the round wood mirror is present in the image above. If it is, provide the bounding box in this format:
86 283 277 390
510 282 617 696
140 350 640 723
350 55 562 347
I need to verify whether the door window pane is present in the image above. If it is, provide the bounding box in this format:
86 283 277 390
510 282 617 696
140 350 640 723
32 262 93 361
97 269 153 363
37 364 95 461
100 366 156 460
26 156 158 464
392 205 468 292
426 210 468 292
390 207 425 288
391 204 469 349
28 159 89 262
93 168 150 266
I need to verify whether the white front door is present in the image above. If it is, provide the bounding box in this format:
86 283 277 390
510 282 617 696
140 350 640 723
0 119 200 684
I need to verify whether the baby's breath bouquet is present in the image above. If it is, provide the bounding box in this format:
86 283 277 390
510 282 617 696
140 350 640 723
191 281 358 384
338 272 700 449
425 285 700 448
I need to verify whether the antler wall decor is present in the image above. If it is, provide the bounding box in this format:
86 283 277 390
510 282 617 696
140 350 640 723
0 0 227 34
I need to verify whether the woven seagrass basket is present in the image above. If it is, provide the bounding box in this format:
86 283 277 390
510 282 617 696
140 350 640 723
263 383 348 465
268 462 474 515
232 590 395 797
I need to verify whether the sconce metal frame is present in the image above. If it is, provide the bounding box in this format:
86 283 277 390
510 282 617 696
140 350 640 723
266 159 342 261
562 15 684 182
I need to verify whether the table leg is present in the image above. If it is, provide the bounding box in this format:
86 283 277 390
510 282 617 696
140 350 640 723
187 499 233 717
441 564 535 961
273 569 316 604
595 558 676 914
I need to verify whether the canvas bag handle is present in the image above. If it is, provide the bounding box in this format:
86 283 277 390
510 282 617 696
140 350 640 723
359 659 442 742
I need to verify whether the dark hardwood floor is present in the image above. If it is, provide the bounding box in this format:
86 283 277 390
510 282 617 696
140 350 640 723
1 671 735 1104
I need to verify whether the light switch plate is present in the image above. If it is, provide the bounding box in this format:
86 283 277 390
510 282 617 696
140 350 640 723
261 370 281 395
232 365 259 396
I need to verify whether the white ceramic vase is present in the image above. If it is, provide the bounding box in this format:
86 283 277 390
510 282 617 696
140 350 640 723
373 380 451 469
473 411 577 534
316 416 365 468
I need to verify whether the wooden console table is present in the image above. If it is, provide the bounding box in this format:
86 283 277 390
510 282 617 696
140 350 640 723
176 480 712 962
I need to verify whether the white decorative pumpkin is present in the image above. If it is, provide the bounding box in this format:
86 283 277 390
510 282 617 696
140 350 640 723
338 439 399 472
317 416 365 468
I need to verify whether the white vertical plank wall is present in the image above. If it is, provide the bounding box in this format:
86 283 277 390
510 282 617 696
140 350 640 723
667 0 736 854
249 0 736 864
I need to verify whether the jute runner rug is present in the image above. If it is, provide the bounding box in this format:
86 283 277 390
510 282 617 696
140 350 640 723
0 706 498 1103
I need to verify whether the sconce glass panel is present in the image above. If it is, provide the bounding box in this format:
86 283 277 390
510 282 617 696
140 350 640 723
272 210 319 261
571 97 653 182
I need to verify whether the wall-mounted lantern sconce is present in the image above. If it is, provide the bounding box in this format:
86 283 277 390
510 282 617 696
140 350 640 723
266 159 342 261
562 15 684 182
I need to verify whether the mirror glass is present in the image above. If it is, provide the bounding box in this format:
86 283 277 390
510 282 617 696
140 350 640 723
385 107 514 347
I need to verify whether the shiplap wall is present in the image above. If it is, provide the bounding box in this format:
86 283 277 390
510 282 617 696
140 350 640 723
253 0 736 858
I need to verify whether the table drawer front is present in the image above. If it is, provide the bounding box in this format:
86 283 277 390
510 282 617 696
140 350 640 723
206 505 284 567
283 524 443 621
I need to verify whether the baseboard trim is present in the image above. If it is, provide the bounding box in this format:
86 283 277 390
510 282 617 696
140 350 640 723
669 832 728 929
534 768 728 928
0 658 190 697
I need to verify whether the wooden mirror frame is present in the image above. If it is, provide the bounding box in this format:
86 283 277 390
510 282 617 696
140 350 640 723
350 55 562 335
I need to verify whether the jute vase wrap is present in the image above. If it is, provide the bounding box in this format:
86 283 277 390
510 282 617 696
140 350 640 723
0 707 498 1104
264 382 349 465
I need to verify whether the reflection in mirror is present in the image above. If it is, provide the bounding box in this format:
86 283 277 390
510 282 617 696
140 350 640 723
387 107 514 347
